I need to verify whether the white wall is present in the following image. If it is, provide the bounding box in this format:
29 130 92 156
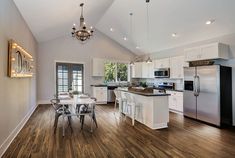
143 33 235 125
0 0 37 156
37 31 134 103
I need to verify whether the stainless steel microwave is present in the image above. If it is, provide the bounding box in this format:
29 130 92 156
154 68 170 78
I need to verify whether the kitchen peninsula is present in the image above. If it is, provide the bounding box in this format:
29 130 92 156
118 87 170 129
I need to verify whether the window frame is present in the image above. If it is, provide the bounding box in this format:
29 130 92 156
104 61 130 83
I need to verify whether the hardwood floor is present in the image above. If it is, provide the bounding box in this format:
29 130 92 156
3 104 235 158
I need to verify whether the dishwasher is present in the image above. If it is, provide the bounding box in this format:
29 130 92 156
107 86 117 103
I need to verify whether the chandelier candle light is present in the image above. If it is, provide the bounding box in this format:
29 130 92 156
71 3 94 42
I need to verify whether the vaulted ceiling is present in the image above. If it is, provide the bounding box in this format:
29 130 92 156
14 0 235 55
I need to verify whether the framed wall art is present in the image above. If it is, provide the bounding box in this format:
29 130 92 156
8 40 34 78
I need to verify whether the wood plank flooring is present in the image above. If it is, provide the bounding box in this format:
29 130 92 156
2 104 235 158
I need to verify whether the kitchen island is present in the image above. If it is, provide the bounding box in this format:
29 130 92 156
118 88 170 129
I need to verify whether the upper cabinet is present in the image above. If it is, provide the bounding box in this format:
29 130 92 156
92 58 104 76
142 62 154 78
154 58 170 69
131 62 154 79
131 62 142 78
185 43 229 62
170 56 188 79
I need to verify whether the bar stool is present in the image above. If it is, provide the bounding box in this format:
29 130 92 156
124 93 143 126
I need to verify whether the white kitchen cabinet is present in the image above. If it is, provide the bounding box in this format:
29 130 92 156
185 43 229 62
166 91 183 113
92 86 107 104
92 58 104 76
142 62 154 78
132 62 154 79
131 62 142 78
170 56 187 79
154 58 170 69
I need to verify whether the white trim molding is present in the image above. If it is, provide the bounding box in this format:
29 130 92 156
0 105 38 157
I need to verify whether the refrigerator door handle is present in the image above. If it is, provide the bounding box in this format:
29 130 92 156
197 76 200 95
193 76 197 96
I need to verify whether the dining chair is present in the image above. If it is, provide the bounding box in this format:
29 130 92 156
114 89 120 113
50 99 73 134
124 93 143 126
76 96 98 130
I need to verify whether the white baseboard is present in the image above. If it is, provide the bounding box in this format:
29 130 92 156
0 105 38 157
37 100 50 105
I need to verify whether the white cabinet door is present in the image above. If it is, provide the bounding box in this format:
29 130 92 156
92 87 107 104
132 62 142 78
167 91 183 113
142 62 149 78
142 62 154 78
185 43 229 62
148 62 154 78
200 43 218 60
170 56 185 79
154 58 170 69
185 47 201 62
92 58 104 76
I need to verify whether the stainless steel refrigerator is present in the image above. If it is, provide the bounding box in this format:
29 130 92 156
183 65 232 126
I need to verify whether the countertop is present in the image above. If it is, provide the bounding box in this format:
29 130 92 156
118 89 170 97
90 85 184 92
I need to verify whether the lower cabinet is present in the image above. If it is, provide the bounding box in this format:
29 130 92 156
92 87 107 104
166 91 183 113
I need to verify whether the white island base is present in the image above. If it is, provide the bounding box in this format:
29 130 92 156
119 91 169 129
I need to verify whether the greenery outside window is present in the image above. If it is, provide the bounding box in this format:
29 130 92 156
105 62 129 83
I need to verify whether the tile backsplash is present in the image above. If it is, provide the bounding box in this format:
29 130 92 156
131 78 184 91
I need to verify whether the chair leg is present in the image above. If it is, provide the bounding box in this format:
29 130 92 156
92 113 98 128
67 116 73 133
114 100 117 114
131 105 135 126
54 113 61 134
81 115 85 130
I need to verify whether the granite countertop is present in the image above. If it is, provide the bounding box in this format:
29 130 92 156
90 84 108 87
118 89 170 97
164 89 184 92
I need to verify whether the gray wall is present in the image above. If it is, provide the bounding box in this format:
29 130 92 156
37 31 134 103
143 33 235 125
0 0 37 155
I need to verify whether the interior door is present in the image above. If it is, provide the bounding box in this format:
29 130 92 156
183 67 197 119
56 63 84 94
196 65 220 125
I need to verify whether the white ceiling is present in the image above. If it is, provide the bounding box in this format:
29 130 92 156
14 0 235 55
13 0 114 42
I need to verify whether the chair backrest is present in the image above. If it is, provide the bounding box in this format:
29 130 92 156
114 89 121 99
124 93 134 105
50 98 60 110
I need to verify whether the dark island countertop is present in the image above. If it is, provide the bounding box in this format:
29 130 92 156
118 88 170 97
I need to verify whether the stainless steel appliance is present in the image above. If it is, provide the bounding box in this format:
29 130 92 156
183 65 232 126
154 68 170 78
107 86 117 102
157 82 175 90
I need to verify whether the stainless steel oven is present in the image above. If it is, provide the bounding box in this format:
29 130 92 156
154 68 170 78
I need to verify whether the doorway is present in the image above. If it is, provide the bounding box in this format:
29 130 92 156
56 62 84 94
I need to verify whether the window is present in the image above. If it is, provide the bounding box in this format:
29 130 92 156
104 62 129 82
56 63 84 94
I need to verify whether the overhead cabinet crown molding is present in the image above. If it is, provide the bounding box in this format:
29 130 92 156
184 42 229 62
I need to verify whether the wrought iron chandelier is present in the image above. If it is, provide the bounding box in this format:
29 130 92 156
71 3 94 42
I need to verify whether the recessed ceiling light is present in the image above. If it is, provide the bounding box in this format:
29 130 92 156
206 19 215 25
172 33 177 37
123 37 127 41
110 28 114 32
136 46 140 49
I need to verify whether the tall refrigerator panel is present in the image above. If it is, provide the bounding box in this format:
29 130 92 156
183 67 197 119
196 65 220 126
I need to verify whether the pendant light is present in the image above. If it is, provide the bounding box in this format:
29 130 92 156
145 0 152 63
129 12 135 66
